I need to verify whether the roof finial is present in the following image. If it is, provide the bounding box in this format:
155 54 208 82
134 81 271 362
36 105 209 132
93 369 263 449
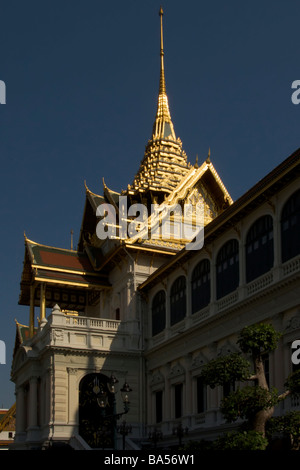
159 6 166 95
206 147 211 163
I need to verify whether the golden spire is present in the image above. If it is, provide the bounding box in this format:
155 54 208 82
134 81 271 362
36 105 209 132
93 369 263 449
128 7 189 197
159 6 166 95
152 6 175 139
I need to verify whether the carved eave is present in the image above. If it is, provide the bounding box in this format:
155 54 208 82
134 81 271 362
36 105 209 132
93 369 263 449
78 183 106 251
165 159 233 212
12 320 36 359
103 178 121 213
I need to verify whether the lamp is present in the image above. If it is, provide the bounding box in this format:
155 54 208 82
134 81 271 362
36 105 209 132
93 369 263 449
93 374 132 418
107 374 119 394
120 381 132 407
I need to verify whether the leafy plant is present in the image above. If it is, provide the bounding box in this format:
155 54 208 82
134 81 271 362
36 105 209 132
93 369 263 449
201 323 300 439
267 411 300 450
214 430 268 451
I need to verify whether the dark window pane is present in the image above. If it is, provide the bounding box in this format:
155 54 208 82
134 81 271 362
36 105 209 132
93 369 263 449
196 376 206 413
216 240 239 299
191 259 211 313
174 383 183 419
152 290 166 336
115 308 120 320
170 276 186 325
246 215 274 282
281 190 300 262
155 390 163 423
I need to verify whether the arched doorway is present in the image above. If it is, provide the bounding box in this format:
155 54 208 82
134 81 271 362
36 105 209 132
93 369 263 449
79 373 115 449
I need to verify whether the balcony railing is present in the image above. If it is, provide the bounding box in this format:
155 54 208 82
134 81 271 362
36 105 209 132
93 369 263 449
68 316 122 331
39 307 140 352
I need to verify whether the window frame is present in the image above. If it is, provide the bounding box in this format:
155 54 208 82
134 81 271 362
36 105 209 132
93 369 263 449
245 214 274 283
281 189 300 263
216 239 239 299
170 276 186 326
191 259 211 313
151 290 166 336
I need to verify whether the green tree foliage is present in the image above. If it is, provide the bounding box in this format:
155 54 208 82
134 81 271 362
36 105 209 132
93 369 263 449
214 430 269 451
220 386 279 424
237 323 281 355
200 353 250 389
267 411 300 450
200 323 300 446
284 369 300 396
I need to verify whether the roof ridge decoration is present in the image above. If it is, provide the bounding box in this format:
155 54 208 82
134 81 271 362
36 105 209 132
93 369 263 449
24 235 84 255
127 7 190 197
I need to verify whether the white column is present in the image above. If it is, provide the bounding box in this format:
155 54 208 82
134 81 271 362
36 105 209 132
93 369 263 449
210 248 217 314
16 386 25 435
67 368 78 426
272 204 281 282
239 234 245 286
45 367 52 428
28 376 38 429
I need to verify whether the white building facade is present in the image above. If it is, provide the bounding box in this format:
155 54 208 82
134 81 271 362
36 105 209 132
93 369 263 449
140 155 300 444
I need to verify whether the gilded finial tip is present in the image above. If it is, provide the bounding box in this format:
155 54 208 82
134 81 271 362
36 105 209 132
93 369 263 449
206 147 211 163
159 6 163 16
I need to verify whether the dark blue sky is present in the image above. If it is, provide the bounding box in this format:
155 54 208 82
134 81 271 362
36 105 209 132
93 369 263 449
0 0 299 407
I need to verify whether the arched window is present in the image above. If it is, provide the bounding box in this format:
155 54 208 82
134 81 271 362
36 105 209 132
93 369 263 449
152 290 166 336
246 215 274 282
281 189 300 263
216 239 239 299
170 276 186 326
191 259 210 313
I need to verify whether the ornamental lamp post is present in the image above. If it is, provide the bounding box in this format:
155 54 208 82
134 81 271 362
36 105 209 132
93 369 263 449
117 420 132 450
172 422 188 447
148 427 163 449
